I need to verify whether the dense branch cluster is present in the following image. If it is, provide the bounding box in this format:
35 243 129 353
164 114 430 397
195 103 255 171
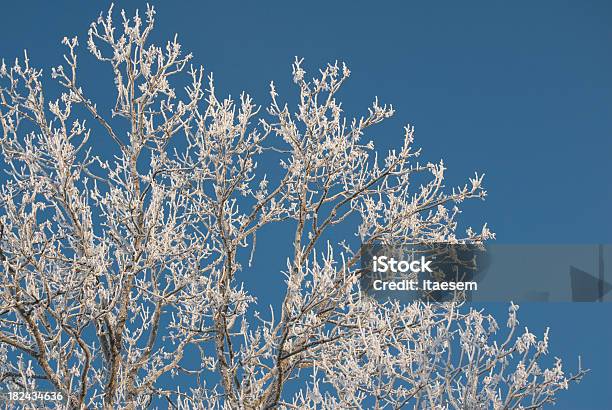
0 6 583 409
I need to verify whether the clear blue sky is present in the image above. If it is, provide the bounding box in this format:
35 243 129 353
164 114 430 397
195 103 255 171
1 1 611 407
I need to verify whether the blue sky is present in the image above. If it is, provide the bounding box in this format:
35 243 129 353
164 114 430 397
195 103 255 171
1 1 611 407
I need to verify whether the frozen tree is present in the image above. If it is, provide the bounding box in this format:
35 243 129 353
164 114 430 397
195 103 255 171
0 6 584 409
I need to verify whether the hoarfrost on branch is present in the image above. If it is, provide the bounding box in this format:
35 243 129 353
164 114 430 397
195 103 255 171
0 6 584 409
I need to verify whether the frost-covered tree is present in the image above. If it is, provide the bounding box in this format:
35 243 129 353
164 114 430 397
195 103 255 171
0 6 584 409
